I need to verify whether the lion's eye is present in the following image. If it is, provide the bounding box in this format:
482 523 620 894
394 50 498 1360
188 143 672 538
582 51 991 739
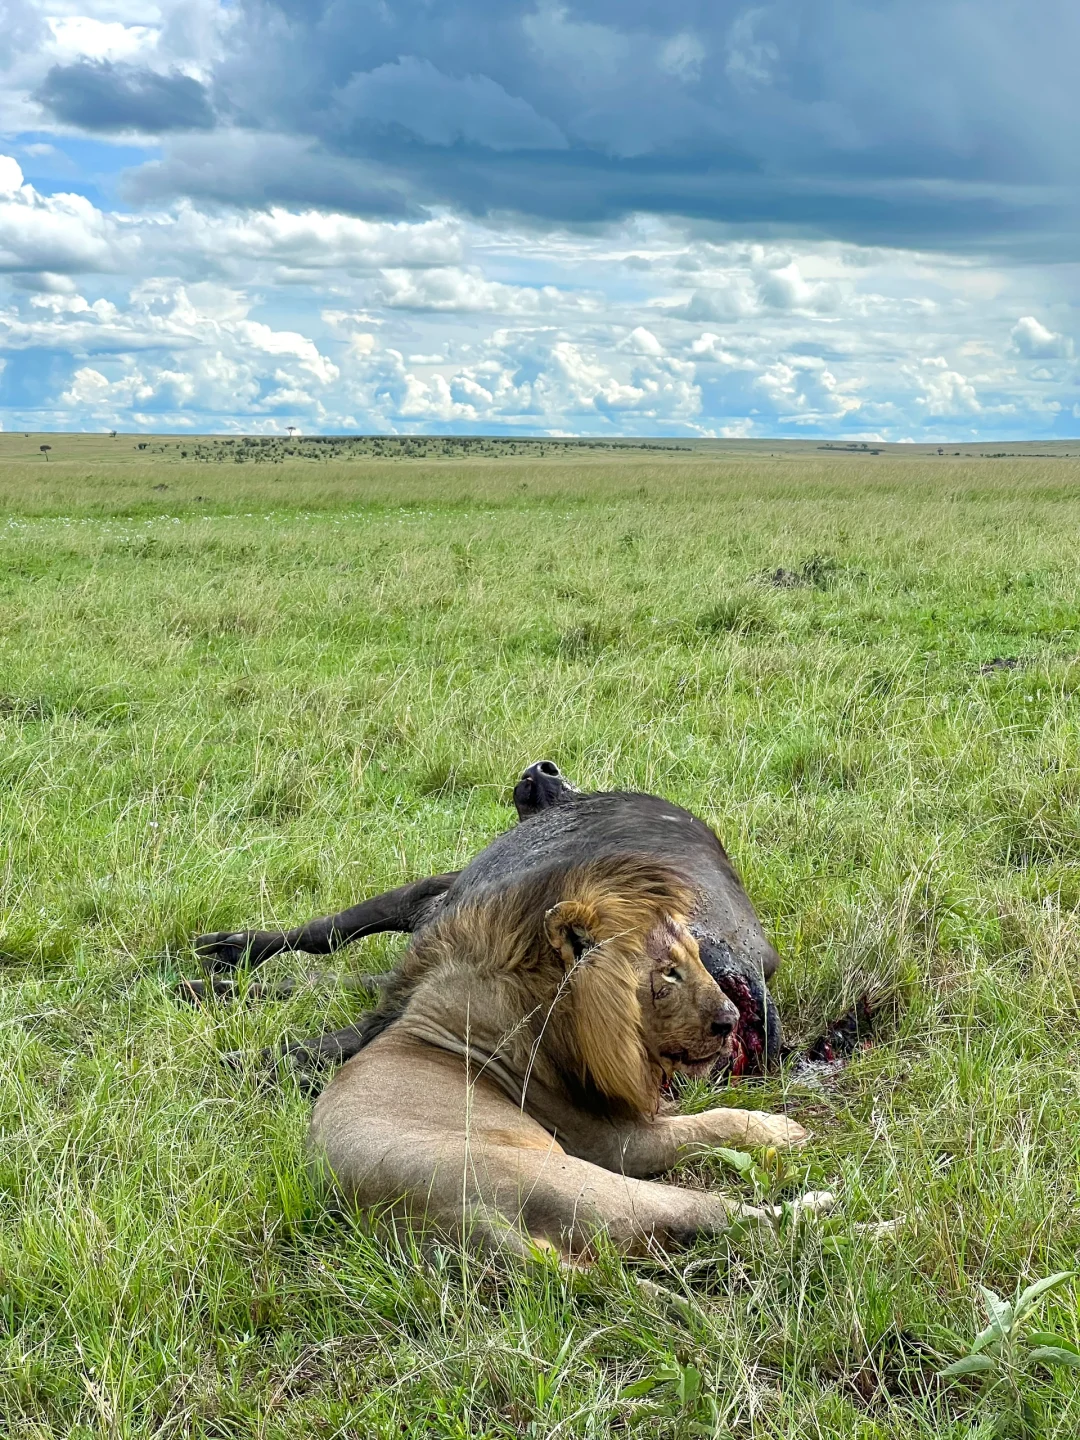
663 968 683 985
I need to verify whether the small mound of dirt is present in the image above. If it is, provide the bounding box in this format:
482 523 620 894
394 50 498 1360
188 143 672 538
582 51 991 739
764 567 805 588
760 554 838 589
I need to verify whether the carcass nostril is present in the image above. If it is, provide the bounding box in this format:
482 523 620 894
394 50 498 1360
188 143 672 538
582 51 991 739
710 1018 734 1040
538 761 560 776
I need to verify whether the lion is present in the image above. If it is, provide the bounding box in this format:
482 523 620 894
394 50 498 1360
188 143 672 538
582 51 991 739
309 853 823 1263
193 761 786 1080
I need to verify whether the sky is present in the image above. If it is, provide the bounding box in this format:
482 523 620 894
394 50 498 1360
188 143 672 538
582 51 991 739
0 1 1078 439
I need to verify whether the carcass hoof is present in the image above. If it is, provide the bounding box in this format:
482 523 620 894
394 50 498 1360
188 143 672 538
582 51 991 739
193 931 254 970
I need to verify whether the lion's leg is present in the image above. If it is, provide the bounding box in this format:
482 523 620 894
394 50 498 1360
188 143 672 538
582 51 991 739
499 1147 775 1257
189 872 459 972
553 1107 808 1178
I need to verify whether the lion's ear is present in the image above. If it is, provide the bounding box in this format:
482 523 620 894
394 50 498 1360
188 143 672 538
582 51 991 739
543 900 599 968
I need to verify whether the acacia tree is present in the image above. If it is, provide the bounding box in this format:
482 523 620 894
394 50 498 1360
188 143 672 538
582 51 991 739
40 445 52 462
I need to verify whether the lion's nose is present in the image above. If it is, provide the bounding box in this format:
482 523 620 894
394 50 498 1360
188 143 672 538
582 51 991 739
710 995 739 1040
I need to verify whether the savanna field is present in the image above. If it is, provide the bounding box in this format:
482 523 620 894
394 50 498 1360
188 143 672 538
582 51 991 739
1 440 1079 1438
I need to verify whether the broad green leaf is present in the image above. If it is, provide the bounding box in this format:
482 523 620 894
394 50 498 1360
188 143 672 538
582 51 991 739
1027 1332 1080 1355
621 1377 661 1398
676 1365 702 1399
1029 1346 1080 1371
1014 1271 1076 1323
941 1354 996 1378
971 1319 1007 1355
978 1286 1014 1335
821 1236 853 1258
713 1147 756 1175
676 1365 702 1405
621 1363 681 1398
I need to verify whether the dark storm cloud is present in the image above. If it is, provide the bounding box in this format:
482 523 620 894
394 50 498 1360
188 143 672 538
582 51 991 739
124 131 418 217
122 1 1080 251
37 61 215 135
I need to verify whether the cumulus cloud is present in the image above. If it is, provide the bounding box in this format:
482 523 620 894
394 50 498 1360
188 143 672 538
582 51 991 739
2 201 1078 439
669 255 840 321
166 205 463 277
913 357 982 416
0 158 125 275
0 155 463 287
1010 315 1073 360
341 331 704 431
374 266 595 314
47 17 160 67
618 326 665 357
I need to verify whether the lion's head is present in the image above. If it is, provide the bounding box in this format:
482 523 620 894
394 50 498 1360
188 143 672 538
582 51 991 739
543 874 740 1113
369 855 743 1119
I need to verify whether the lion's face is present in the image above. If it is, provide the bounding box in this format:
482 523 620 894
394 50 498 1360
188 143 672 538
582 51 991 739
638 920 740 1079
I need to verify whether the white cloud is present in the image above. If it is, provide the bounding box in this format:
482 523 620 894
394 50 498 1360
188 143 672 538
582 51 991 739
689 332 746 367
755 260 840 314
374 266 596 314
913 357 982 415
0 157 124 276
674 279 757 322
619 325 665 356
166 204 463 277
0 156 465 290
725 8 779 89
0 156 25 196
0 167 1077 439
754 355 862 421
1010 315 1073 360
47 17 160 65
667 254 839 320
62 363 153 410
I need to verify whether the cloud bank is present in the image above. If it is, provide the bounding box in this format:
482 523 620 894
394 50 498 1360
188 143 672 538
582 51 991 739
0 2 1077 435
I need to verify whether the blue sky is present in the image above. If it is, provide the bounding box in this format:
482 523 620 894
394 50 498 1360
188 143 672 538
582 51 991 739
0 0 1077 438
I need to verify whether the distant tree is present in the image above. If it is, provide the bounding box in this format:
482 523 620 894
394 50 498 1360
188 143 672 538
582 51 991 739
287 426 297 438
110 430 117 439
40 445 51 461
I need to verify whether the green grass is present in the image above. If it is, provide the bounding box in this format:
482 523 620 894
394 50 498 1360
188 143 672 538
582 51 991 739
1 452 1078 1437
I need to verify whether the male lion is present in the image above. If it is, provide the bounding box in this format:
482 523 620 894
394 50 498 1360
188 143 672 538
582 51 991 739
309 853 818 1262
194 761 785 1080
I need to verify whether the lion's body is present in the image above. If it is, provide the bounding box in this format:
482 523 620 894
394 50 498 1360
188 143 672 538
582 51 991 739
309 855 807 1261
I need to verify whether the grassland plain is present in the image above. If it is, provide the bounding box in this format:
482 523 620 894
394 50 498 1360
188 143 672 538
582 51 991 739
0 447 1079 1439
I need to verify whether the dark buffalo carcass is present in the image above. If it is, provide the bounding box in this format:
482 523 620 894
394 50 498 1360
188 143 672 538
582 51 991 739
191 762 783 1077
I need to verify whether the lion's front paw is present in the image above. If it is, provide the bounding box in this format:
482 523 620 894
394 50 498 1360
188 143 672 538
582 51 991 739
693 1107 809 1151
736 1110 809 1151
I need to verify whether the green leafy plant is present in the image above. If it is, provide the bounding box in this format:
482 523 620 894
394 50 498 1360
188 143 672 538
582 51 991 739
941 1270 1078 1385
621 1358 723 1436
712 1144 830 1218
